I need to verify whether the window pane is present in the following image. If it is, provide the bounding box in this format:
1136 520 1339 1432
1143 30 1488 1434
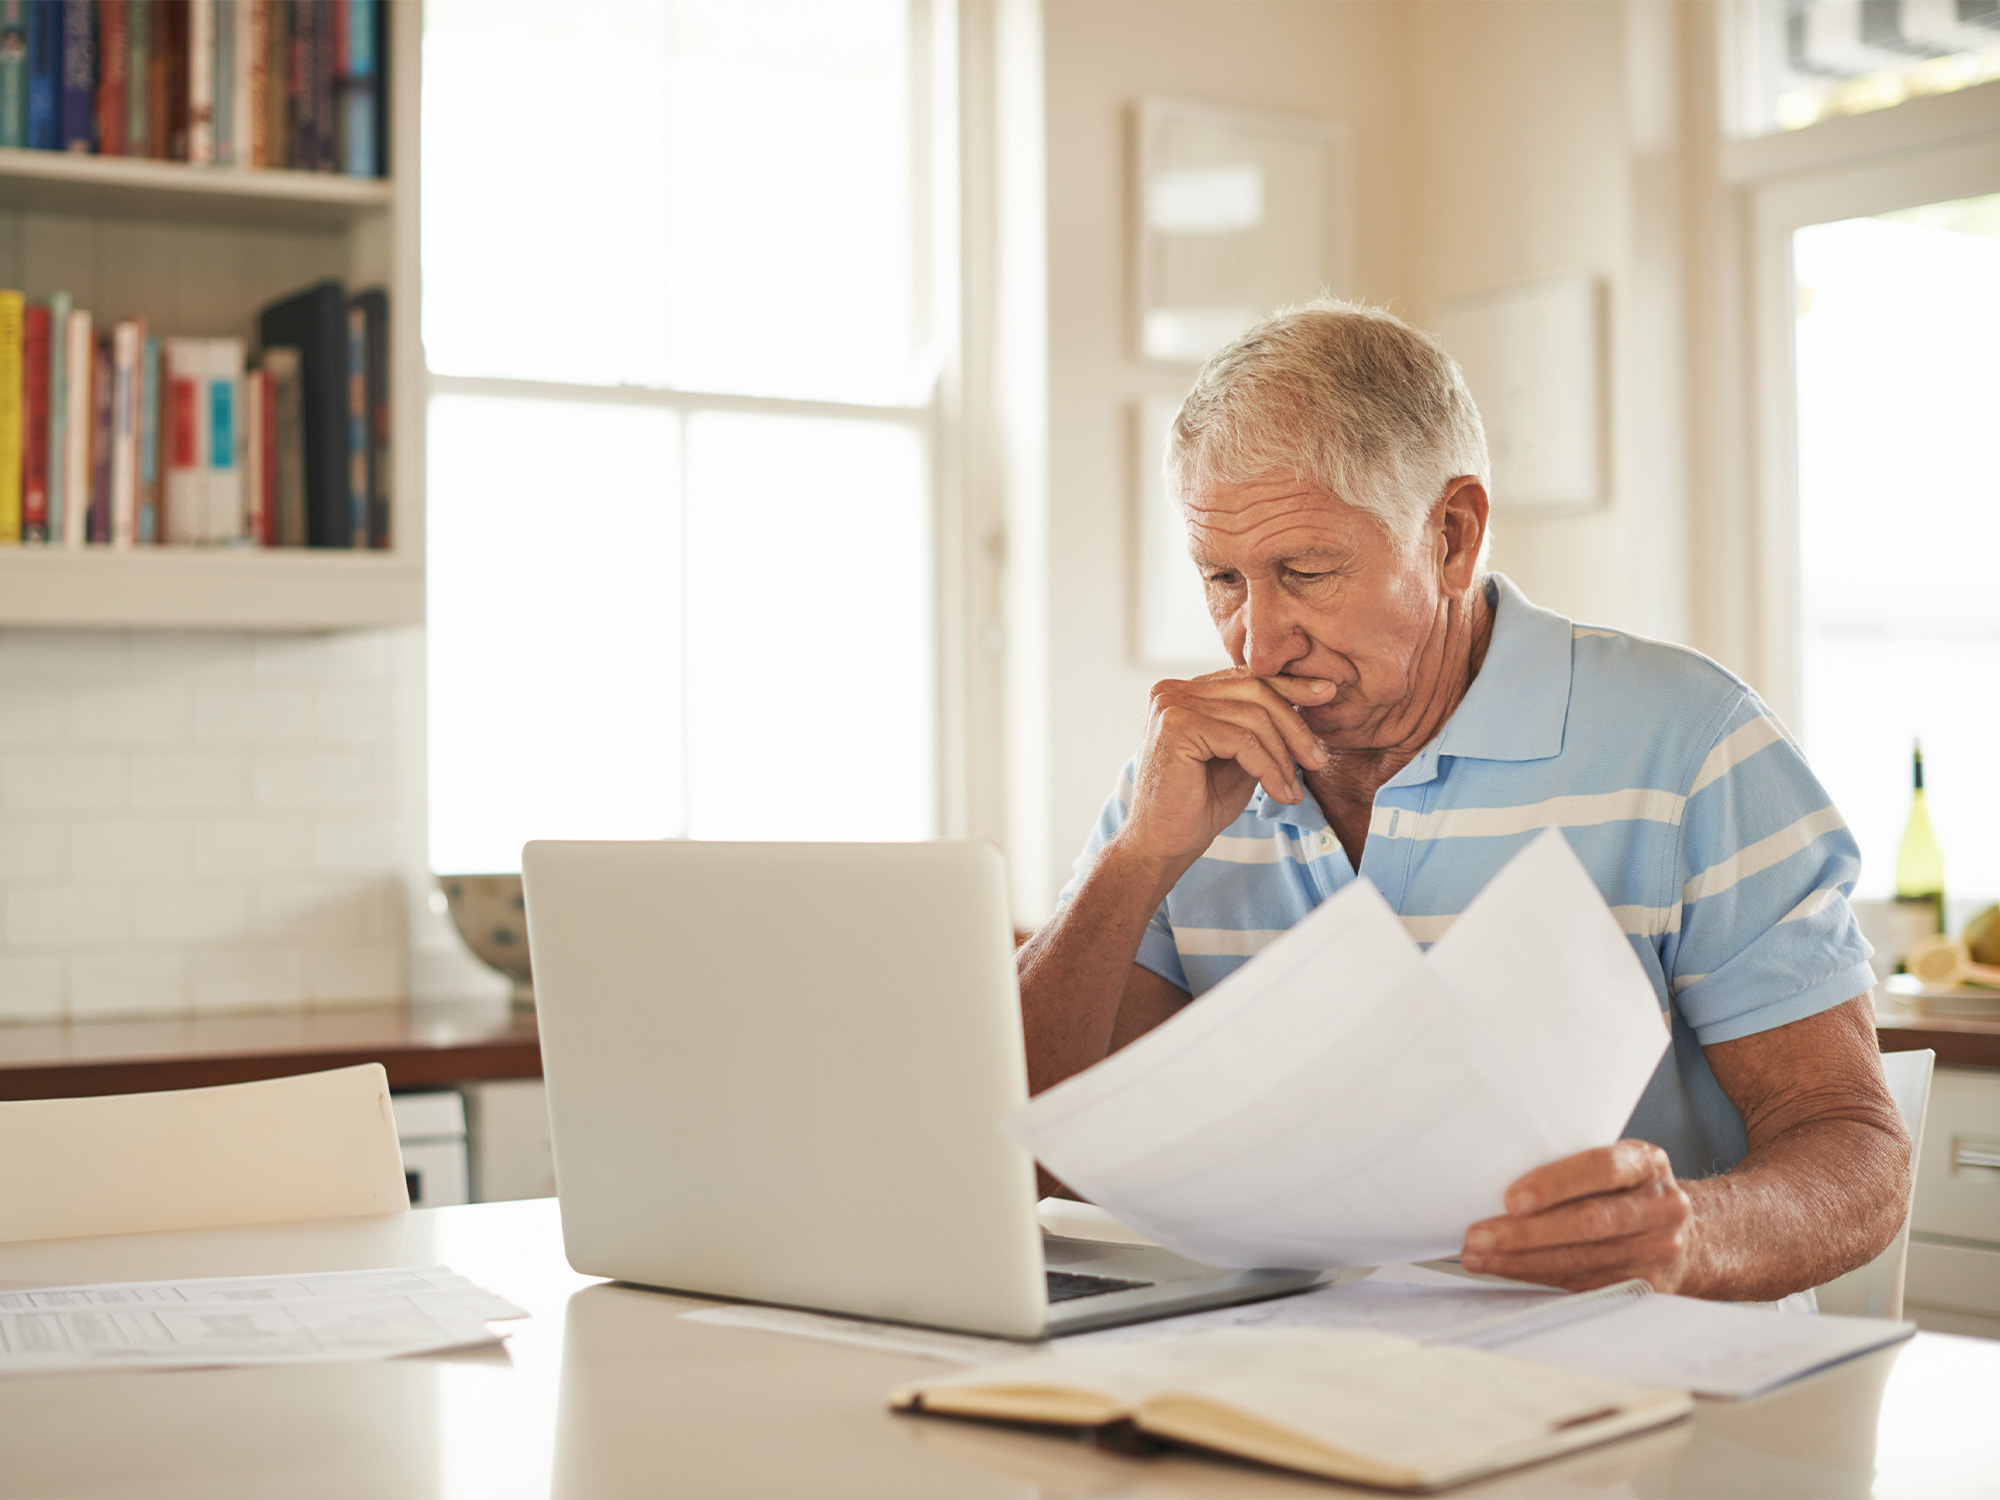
422 0 915 404
684 412 932 840
1736 0 2000 136
422 0 673 387
1794 199 2000 906
428 395 682 872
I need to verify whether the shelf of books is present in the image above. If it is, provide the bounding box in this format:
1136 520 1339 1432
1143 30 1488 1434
0 0 422 631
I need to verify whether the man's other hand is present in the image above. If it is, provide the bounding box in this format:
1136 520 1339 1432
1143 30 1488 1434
1458 1140 1694 1293
1121 669 1338 866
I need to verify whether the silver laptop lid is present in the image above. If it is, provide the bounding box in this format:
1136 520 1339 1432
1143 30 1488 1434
522 839 1050 1338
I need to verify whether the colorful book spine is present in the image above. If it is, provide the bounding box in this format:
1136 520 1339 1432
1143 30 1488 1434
0 1 27 147
229 0 249 165
109 318 139 546
162 0 184 158
210 0 229 163
22 299 48 541
0 289 19 542
344 297 363 545
161 337 201 542
45 287 66 541
146 0 168 157
338 0 372 177
205 336 242 539
86 331 110 543
57 0 88 151
94 0 125 155
185 0 209 162
242 358 261 541
122 0 141 152
60 303 87 545
25 0 54 148
137 331 158 541
244 0 262 164
261 0 282 165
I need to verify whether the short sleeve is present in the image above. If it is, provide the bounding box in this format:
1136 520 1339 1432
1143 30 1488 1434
1666 692 1876 1046
1057 759 1190 993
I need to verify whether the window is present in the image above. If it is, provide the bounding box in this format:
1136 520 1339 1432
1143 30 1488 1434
1734 0 2000 136
1792 192 2000 909
422 0 938 873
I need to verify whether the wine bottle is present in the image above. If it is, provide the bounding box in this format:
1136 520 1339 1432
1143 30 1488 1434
1895 739 1946 936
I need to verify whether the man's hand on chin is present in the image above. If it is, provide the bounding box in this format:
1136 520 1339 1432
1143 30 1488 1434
1459 1139 1696 1294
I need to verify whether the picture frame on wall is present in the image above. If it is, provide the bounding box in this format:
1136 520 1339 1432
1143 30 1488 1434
1132 99 1356 368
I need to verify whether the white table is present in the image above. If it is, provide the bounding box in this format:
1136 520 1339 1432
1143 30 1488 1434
2 1199 1998 1498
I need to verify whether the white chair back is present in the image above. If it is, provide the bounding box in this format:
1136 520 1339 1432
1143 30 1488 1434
0 1063 410 1244
1814 1047 1934 1320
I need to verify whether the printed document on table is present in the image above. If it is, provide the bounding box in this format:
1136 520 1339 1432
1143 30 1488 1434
0 1265 523 1377
1004 828 1669 1268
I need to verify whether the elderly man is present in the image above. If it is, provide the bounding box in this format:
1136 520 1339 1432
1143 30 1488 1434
1020 302 1908 1301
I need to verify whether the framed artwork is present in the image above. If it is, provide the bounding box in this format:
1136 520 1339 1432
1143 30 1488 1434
1432 275 1608 514
1133 99 1355 367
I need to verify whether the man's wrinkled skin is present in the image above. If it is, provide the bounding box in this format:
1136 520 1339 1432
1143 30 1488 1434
1017 475 1909 1299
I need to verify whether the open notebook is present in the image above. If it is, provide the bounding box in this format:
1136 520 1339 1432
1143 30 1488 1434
891 1325 1692 1491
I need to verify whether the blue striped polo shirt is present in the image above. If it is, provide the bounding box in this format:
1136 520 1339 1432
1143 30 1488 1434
1063 573 1876 1180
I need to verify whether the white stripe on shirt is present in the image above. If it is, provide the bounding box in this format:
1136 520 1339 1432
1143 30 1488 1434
1683 805 1848 905
1690 715 1787 796
1371 787 1686 842
1173 927 1290 957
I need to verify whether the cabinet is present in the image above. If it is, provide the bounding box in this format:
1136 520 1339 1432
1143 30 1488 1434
0 3 423 631
1907 1065 2000 1336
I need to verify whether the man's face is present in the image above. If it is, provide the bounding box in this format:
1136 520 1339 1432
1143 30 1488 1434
1185 475 1462 749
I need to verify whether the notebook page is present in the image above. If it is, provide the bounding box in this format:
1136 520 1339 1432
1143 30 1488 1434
1463 1292 1916 1398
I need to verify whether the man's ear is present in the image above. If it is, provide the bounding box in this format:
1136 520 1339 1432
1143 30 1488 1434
1434 477 1489 592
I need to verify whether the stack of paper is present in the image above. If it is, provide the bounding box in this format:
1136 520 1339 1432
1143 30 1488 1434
0 1265 525 1376
1005 829 1670 1268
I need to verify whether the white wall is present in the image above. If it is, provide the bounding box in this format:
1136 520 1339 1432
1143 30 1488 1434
1030 0 1417 916
0 628 417 1021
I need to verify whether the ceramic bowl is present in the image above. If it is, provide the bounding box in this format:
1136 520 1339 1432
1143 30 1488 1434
439 874 533 1008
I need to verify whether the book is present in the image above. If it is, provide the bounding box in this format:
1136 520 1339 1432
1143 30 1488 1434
23 299 49 541
86 331 109 541
256 279 345 546
161 0 183 158
94 0 124 155
228 0 249 164
343 294 363 546
122 0 141 152
891 1328 1692 1491
242 360 263 541
0 289 18 542
260 0 281 166
0 0 27 146
24 0 51 149
60 303 88 544
185 0 208 162
261 343 303 544
337 0 371 177
45 287 67 541
242 0 260 164
58 0 90 151
352 285 387 546
137 331 158 541
145 0 167 157
203 335 242 540
161 334 202 542
210 0 229 164
109 317 139 546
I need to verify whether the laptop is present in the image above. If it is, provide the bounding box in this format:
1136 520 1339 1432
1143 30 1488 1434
521 838 1333 1339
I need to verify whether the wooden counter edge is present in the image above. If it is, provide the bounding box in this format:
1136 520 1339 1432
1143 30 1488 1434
0 1038 543 1101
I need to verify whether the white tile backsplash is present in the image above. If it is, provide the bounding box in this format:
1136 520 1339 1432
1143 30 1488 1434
0 627 415 1020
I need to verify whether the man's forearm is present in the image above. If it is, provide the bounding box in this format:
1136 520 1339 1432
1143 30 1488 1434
1017 837 1184 1096
1680 1114 1911 1301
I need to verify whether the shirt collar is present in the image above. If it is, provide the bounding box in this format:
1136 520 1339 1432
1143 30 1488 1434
1250 571 1573 818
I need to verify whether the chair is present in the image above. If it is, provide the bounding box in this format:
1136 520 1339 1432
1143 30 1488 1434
0 1063 410 1244
1814 1047 1934 1320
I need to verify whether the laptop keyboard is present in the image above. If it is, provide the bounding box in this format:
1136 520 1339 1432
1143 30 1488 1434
1046 1270 1152 1303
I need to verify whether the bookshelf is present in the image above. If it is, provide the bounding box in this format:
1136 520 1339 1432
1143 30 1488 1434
0 1 423 631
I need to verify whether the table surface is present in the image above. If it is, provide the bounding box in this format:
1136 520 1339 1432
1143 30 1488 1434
1875 990 2000 1070
0 1001 541 1100
2 1199 1997 1499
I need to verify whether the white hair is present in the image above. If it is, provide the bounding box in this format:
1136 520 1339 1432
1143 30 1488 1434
1166 299 1491 552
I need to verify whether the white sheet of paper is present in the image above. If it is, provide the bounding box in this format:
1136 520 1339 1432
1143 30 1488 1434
0 1266 523 1377
1004 829 1669 1268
